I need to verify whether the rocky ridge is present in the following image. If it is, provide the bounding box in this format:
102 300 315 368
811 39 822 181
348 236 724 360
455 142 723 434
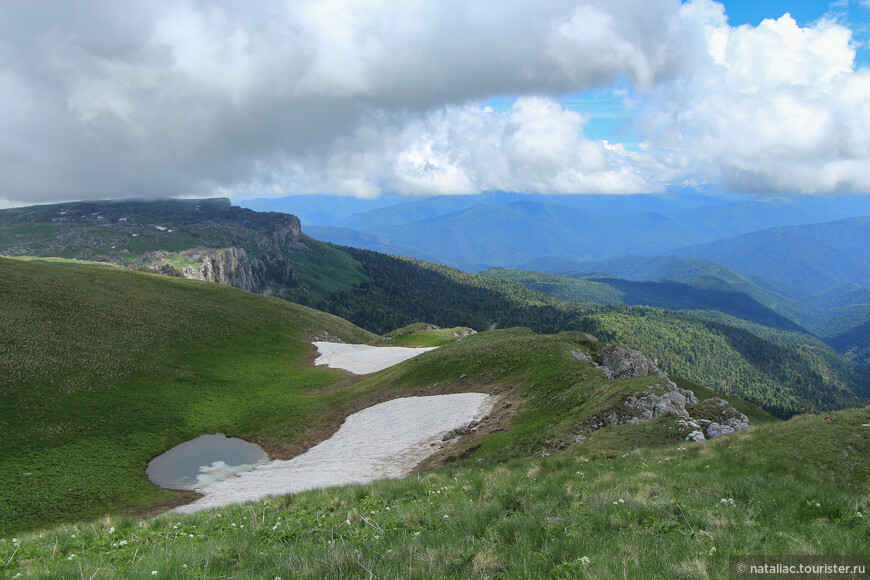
573 344 751 442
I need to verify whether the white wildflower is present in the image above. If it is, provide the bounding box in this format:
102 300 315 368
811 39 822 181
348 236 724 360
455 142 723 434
579 556 591 566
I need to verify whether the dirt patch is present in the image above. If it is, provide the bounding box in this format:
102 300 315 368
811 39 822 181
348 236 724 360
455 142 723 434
412 384 522 472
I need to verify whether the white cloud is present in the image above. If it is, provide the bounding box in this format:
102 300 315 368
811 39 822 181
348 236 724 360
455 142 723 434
246 97 661 197
0 0 693 204
0 0 869 204
645 3 870 193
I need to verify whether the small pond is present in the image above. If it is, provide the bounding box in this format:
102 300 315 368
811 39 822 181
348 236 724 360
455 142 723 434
146 434 269 490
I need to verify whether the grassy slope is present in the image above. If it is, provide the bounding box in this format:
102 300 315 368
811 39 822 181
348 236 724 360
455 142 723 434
1 257 779 535
3 407 867 578
0 257 375 534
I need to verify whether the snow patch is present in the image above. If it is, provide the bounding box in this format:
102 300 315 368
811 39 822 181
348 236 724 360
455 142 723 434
174 393 492 513
313 341 437 374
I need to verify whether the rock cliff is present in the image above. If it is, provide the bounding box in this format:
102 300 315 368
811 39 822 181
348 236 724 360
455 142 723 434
169 246 298 294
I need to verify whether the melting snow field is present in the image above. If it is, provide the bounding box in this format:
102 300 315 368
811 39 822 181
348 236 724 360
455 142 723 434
313 341 438 374
174 393 492 514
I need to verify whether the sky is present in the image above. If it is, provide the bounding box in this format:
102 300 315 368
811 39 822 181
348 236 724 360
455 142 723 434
1 0 870 208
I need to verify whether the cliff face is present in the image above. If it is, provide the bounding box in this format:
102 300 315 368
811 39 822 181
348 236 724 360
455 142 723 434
178 247 298 294
182 247 257 292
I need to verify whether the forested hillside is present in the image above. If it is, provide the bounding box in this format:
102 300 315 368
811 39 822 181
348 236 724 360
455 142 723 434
479 268 805 332
316 249 869 417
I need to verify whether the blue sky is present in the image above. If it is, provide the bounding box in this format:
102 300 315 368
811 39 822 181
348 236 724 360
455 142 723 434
2 1 870 206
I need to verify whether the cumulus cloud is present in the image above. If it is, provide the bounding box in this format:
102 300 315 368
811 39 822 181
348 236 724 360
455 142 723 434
646 2 870 193
0 0 868 204
0 0 695 204
258 97 660 197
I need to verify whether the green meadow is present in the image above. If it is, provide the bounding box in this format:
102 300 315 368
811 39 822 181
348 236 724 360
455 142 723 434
2 408 868 579
2 257 869 578
0 257 374 533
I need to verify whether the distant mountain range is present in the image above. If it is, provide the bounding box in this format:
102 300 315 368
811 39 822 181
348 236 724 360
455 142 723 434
259 191 868 362
515 220 870 340
266 191 870 272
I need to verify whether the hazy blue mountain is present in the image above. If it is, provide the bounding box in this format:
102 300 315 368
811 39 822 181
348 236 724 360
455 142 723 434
664 195 870 241
336 201 712 272
519 242 870 343
671 217 870 295
519 255 804 315
303 225 442 263
238 194 408 227
829 320 870 366
297 192 870 273
336 191 739 231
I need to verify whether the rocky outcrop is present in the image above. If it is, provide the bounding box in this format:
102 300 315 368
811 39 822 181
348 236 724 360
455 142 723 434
581 383 750 442
706 416 751 438
572 343 752 443
189 247 258 293
270 215 303 248
693 397 752 438
595 346 669 380
622 384 699 422
442 419 481 441
452 328 477 339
